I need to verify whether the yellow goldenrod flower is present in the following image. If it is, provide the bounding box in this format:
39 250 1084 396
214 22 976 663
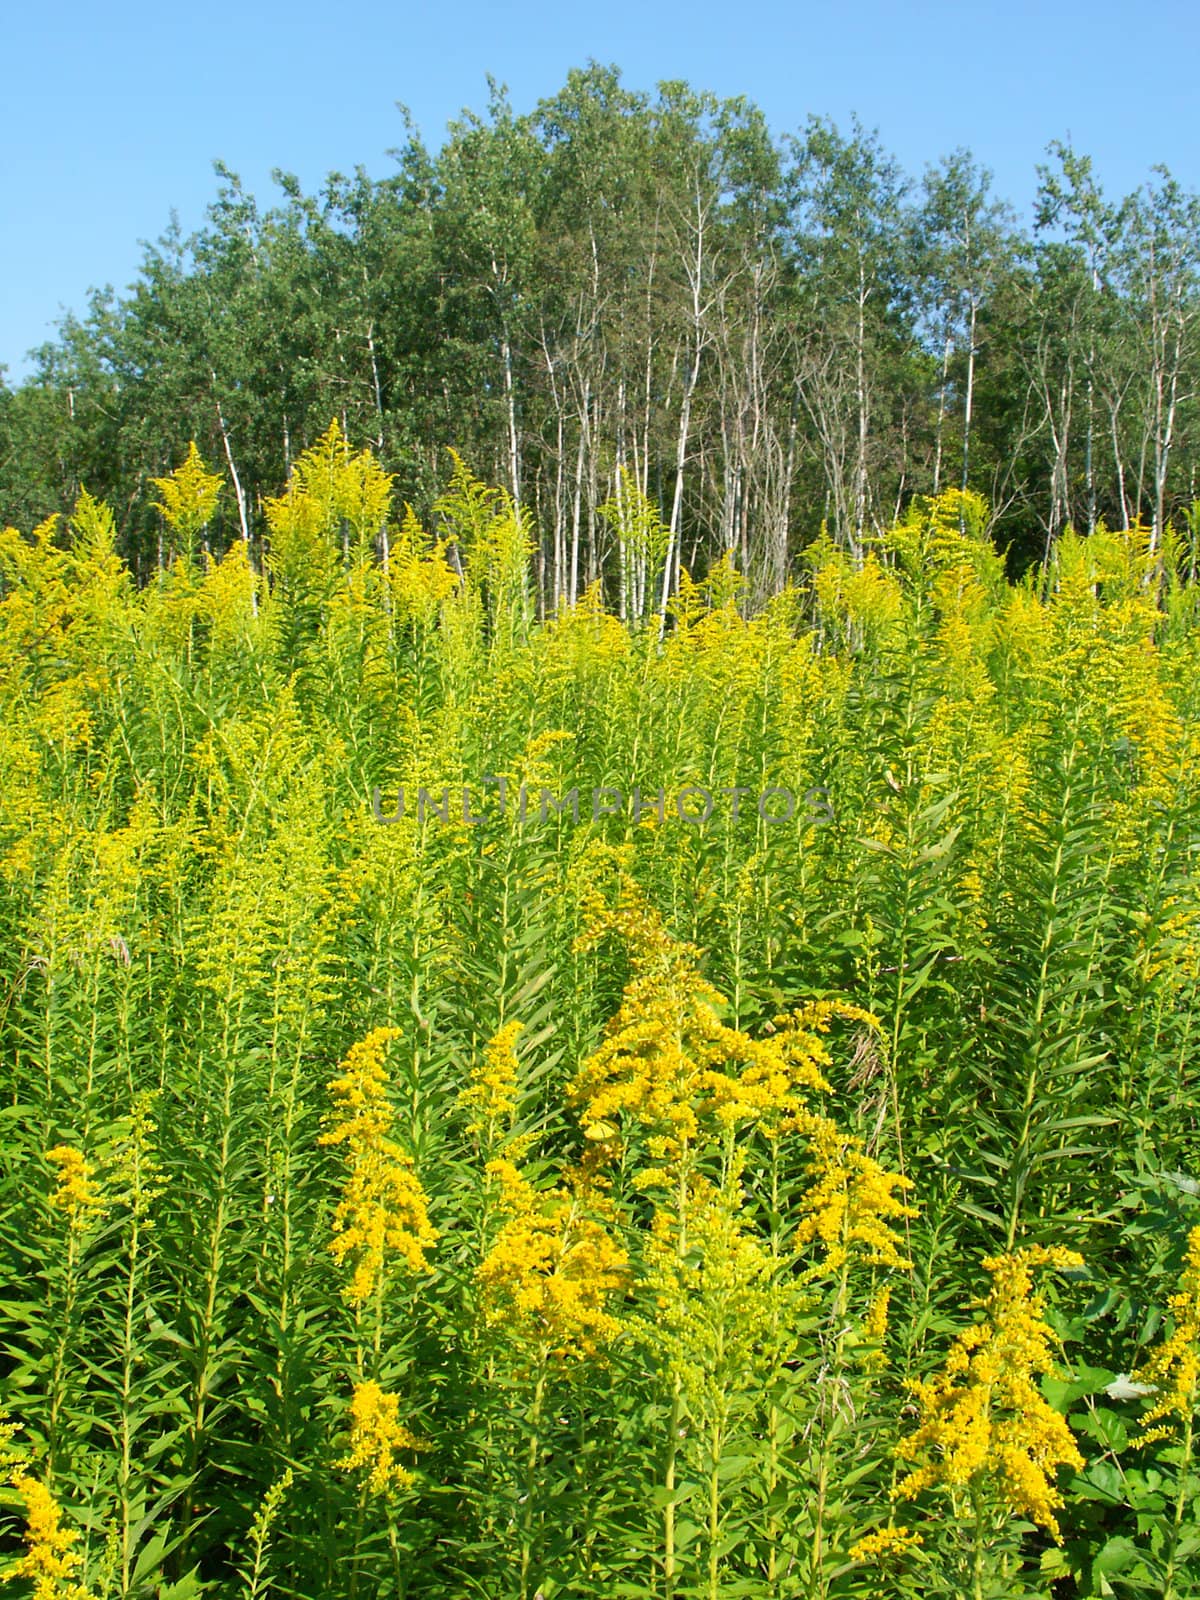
6 1472 96 1599
1133 1224 1200 1445
896 1245 1084 1539
857 1283 894 1373
477 1172 628 1361
847 1524 923 1563
338 1381 423 1496
0 1410 24 1477
459 1020 524 1139
637 1174 783 1407
570 881 846 1172
45 1146 105 1228
149 441 222 549
328 1148 438 1305
863 1285 892 1340
789 1112 916 1274
319 1028 438 1305
484 1156 536 1214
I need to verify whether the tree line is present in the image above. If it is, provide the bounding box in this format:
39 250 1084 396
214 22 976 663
3 62 1199 602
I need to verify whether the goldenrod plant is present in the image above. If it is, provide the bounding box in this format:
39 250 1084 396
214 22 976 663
1 437 1199 1596
150 443 223 566
897 1245 1085 1593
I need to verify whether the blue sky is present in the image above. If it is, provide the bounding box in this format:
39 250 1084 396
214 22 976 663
5 0 1198 382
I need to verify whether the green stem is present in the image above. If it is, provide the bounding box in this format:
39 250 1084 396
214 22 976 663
47 1222 80 1483
118 1215 140 1596
1164 1401 1195 1600
766 1150 782 1592
811 1259 852 1596
388 1512 406 1600
347 1484 368 1600
708 1418 723 1600
519 1363 547 1600
664 1158 691 1600
664 1375 682 1600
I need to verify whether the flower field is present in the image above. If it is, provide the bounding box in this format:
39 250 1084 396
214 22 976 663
2 428 1200 1598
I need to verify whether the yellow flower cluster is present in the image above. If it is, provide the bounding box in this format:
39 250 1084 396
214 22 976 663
0 1410 23 1476
338 1381 423 1496
637 1175 781 1409
1133 1224 1200 1445
198 539 262 649
45 1146 105 1229
459 1020 524 1140
896 1245 1084 1539
108 1094 165 1223
265 420 393 549
466 1009 628 1363
484 1156 535 1213
813 547 904 643
6 1473 96 1599
389 504 460 622
572 850 690 968
570 884 846 1174
516 727 576 787
569 959 736 1159
320 1028 438 1305
149 442 222 547
847 1523 923 1564
789 1112 916 1274
542 579 630 669
863 1285 892 1340
477 1178 628 1361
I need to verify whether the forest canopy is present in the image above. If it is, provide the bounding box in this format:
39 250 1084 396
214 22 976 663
2 63 1199 603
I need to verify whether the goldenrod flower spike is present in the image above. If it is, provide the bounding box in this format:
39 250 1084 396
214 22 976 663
847 1524 923 1563
6 1472 97 1599
896 1244 1084 1541
0 1409 24 1477
1134 1224 1200 1445
319 1028 438 1305
459 1020 524 1138
862 1284 893 1349
149 441 222 550
569 876 864 1175
476 1175 628 1362
789 1111 917 1275
338 1381 423 1496
45 1146 106 1229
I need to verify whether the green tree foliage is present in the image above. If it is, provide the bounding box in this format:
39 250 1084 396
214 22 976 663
3 68 1200 599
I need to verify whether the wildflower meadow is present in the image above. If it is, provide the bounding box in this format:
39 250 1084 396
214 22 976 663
2 425 1200 1598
